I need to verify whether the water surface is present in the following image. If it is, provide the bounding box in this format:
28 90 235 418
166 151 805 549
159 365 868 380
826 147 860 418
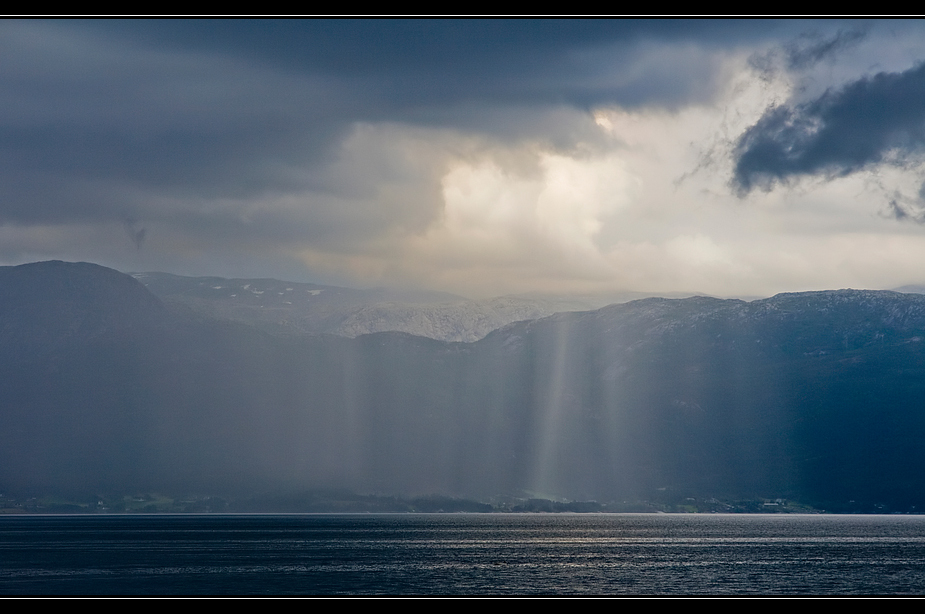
2 514 924 595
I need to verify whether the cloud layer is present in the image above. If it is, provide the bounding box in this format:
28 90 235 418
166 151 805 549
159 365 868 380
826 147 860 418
4 20 925 297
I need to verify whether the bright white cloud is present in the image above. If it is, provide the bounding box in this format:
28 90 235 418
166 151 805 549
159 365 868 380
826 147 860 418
283 41 925 299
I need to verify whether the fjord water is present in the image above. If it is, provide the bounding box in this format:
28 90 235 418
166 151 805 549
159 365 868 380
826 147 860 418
3 514 925 595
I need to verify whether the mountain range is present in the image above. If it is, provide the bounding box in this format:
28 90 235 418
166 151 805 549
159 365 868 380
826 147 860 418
4 260 925 512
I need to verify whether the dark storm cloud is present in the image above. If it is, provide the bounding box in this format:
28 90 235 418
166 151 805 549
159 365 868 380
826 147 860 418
733 61 925 195
0 19 795 227
89 19 788 105
0 21 348 210
5 18 884 291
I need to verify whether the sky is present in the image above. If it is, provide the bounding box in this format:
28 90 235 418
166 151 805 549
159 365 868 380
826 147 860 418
4 19 925 299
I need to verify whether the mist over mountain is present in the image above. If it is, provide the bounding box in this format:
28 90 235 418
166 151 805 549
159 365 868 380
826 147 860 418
4 261 925 511
131 271 653 342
